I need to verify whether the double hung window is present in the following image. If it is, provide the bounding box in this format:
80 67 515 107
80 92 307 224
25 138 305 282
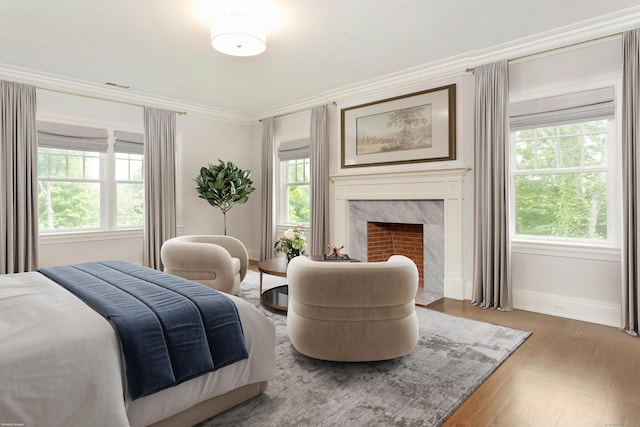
510 87 616 244
277 138 310 225
37 122 144 233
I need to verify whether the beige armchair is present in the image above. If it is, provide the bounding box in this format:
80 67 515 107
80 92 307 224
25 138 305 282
286 255 419 362
160 235 249 295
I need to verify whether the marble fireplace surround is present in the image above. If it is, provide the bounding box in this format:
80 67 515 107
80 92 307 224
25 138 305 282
331 167 470 300
351 200 443 294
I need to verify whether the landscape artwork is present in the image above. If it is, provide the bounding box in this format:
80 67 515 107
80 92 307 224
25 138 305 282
341 84 456 168
355 103 433 155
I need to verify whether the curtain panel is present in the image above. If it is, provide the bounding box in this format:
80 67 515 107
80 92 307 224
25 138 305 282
260 117 275 261
310 105 329 257
0 81 38 274
143 107 176 270
622 28 640 337
472 60 513 310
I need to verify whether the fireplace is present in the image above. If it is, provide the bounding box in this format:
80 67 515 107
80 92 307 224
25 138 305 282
367 222 424 288
331 167 470 299
349 200 443 294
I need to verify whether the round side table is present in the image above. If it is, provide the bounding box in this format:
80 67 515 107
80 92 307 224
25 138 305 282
257 257 288 311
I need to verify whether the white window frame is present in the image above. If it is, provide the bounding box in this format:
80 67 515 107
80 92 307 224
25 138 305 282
509 85 621 259
37 120 145 239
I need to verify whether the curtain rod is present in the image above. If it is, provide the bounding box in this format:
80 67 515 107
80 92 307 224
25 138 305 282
259 101 337 122
38 85 187 116
464 32 622 75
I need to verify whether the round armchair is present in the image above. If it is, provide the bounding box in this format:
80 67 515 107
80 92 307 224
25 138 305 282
160 235 248 295
286 255 419 362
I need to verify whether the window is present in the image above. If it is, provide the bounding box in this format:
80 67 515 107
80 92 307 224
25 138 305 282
510 87 616 244
114 131 144 228
283 157 310 223
38 147 102 230
277 138 310 225
37 122 144 233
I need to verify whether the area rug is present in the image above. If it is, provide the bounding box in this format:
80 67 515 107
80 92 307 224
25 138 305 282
200 271 531 427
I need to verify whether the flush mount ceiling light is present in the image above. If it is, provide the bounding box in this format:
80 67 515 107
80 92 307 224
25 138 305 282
211 14 266 57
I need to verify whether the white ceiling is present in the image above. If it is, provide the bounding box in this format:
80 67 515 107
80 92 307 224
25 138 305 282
1 0 639 117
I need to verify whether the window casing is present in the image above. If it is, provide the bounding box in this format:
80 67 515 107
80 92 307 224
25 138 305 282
509 87 617 248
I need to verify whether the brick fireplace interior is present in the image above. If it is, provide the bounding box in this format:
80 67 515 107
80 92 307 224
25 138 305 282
367 222 424 288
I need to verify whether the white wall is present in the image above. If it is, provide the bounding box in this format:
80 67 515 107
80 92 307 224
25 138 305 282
36 90 259 266
177 114 259 259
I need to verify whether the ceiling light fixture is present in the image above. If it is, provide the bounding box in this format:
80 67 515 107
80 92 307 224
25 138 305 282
211 14 266 57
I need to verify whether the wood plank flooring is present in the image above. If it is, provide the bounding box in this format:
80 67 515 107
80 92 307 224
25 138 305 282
428 298 640 427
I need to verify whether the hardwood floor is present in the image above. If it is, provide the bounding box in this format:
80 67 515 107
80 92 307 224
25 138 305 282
428 298 640 427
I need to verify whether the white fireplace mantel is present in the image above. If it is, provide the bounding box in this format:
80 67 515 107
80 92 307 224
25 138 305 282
330 166 471 300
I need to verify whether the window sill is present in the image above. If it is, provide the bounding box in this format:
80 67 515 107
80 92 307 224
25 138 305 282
511 239 620 262
39 229 143 245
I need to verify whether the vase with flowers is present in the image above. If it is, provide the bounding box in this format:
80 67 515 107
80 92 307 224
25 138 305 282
274 225 307 262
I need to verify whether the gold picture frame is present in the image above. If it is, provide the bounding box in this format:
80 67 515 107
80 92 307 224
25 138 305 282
341 84 456 168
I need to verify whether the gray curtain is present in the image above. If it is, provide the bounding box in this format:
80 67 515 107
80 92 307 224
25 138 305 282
0 81 38 274
143 107 176 270
622 28 640 336
472 60 513 310
260 117 275 260
310 105 329 256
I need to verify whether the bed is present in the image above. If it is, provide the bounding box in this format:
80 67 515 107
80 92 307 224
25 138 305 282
0 262 277 427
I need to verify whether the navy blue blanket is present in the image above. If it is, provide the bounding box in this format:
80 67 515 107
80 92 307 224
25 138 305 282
38 260 248 400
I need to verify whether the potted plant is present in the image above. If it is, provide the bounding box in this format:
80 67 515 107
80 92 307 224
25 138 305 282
195 159 255 235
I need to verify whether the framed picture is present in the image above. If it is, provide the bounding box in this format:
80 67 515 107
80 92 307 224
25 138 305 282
341 84 456 168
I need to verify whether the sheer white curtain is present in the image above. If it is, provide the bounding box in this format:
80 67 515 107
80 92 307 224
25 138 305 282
472 60 513 310
0 81 38 274
310 105 329 256
143 107 176 270
622 28 640 336
260 117 275 260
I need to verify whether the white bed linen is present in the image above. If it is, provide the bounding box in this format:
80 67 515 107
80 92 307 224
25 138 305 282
0 272 277 427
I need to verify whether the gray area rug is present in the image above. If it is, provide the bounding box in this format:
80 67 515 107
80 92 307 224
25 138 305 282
200 271 531 427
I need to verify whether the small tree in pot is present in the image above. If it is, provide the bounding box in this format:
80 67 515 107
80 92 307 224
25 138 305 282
195 159 255 235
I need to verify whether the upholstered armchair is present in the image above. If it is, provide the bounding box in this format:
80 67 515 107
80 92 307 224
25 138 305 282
286 255 419 362
160 235 249 295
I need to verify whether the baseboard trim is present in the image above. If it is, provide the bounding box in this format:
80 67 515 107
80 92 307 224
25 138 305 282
512 288 621 328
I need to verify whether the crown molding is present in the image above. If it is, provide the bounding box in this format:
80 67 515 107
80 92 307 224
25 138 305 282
0 63 253 125
466 5 640 68
251 5 640 121
248 56 467 123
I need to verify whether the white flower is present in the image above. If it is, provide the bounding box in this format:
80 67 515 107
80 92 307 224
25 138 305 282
284 229 295 240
